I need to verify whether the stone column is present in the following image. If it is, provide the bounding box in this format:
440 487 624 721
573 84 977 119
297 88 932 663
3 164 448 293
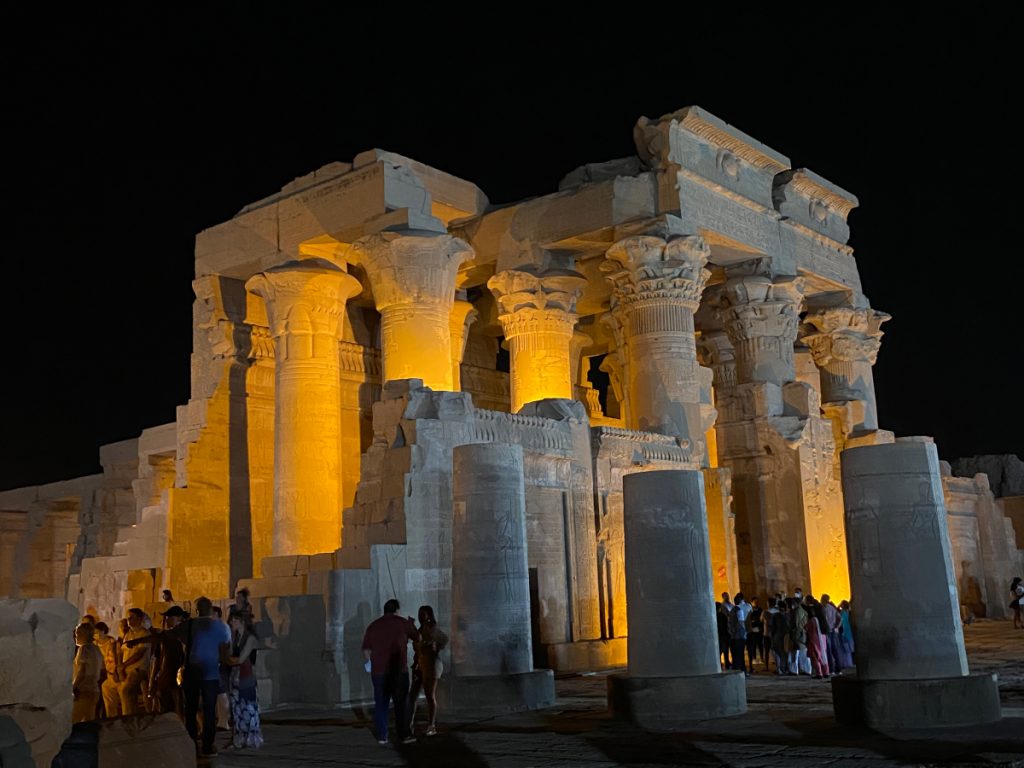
607 470 745 727
445 443 555 714
351 231 473 391
448 295 478 391
803 305 889 433
246 259 362 556
487 269 586 413
833 439 1001 728
712 270 812 598
601 234 711 457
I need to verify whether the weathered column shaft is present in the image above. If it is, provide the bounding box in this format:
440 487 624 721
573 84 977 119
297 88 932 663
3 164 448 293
351 231 473 391
841 440 967 679
603 234 711 456
623 470 719 677
246 259 361 556
448 297 478 391
489 269 585 413
451 443 533 677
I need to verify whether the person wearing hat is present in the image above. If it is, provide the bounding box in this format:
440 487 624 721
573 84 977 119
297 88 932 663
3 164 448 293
127 605 188 716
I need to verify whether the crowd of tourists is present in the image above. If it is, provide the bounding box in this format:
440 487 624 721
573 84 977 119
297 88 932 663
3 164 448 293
70 588 262 757
715 589 855 679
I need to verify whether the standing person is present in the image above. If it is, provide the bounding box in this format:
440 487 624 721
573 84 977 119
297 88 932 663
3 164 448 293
803 598 829 679
211 605 231 732
72 622 104 723
135 606 188 716
715 602 731 670
837 600 855 669
162 589 175 603
119 608 152 714
745 597 765 671
234 587 252 616
727 593 751 675
407 605 448 737
94 622 121 718
1011 577 1024 629
226 610 262 749
361 598 417 745
131 596 230 757
820 594 841 673
768 598 790 675
788 598 809 675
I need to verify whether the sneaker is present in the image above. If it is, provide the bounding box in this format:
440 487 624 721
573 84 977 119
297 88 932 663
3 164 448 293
425 726 437 737
377 739 389 745
401 735 417 744
200 747 218 757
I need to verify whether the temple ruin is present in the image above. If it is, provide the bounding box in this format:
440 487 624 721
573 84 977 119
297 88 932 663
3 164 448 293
2 106 1021 710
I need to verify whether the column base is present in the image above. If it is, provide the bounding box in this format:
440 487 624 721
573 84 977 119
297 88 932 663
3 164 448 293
831 673 1001 729
546 638 627 673
438 670 555 716
607 671 747 728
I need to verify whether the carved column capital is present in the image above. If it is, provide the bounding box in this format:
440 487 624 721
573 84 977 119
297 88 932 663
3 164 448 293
712 272 804 385
802 306 891 366
487 269 586 412
349 231 474 390
602 234 711 314
245 258 362 356
350 231 473 310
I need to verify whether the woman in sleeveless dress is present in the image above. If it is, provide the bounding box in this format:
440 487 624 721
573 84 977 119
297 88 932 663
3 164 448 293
407 605 448 736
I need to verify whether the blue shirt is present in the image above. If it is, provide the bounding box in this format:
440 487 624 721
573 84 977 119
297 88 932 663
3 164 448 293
186 617 231 680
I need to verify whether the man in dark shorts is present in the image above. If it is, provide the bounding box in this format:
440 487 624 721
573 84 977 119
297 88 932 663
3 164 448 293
362 598 417 745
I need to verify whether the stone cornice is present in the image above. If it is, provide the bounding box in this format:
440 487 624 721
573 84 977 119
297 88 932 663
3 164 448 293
634 106 791 175
774 169 858 220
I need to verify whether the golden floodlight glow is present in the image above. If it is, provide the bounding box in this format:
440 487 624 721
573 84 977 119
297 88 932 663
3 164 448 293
246 258 362 557
488 268 586 413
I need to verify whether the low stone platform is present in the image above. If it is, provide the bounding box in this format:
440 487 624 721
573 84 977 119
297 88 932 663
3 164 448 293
832 672 1003 729
607 670 747 727
438 669 555 716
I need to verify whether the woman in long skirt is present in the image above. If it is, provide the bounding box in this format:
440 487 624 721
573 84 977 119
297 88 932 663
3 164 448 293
227 610 263 749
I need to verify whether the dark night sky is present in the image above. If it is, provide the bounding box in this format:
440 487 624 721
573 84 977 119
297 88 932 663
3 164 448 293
2 6 1019 491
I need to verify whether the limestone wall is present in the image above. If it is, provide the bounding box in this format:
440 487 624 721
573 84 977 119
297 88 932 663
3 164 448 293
941 468 1020 619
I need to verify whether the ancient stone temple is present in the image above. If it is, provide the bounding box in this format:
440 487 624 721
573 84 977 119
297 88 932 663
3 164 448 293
2 106 1021 708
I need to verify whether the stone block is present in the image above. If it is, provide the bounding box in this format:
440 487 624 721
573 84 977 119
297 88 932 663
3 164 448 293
309 552 336 572
261 555 300 578
831 673 1001 729
844 429 894 448
608 671 746 727
306 570 328 596
335 546 370 570
238 575 306 598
